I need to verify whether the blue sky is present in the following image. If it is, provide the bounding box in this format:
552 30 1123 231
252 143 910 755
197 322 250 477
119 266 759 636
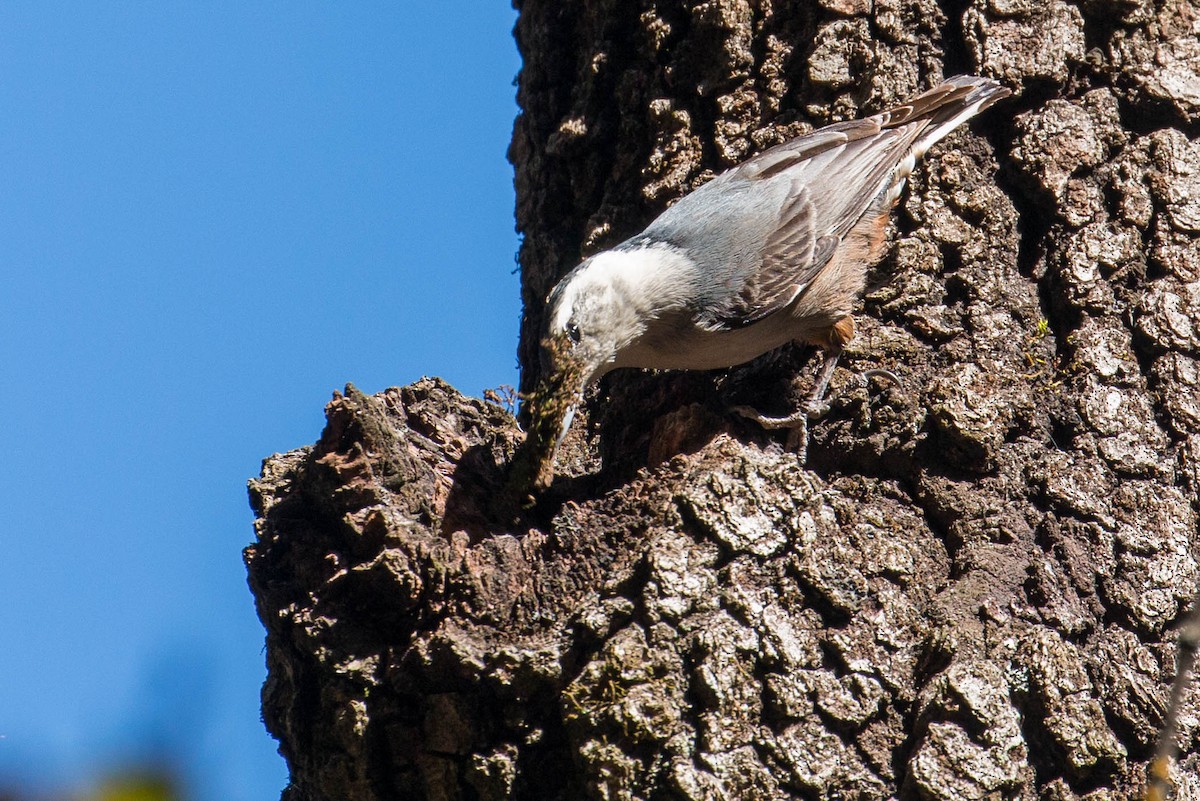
0 4 521 799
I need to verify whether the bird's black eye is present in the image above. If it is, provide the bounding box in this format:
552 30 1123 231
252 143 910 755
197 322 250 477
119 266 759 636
566 321 581 343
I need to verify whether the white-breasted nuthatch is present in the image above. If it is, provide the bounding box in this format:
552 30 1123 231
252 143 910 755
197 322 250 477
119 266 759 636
531 75 1009 477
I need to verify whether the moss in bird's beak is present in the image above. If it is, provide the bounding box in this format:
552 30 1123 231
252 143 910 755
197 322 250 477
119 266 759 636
504 332 586 497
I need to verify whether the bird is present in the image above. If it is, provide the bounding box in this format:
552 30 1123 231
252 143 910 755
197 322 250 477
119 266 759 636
528 74 1010 481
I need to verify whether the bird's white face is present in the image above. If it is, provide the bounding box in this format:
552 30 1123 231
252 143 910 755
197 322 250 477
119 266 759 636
542 252 636 386
536 251 646 451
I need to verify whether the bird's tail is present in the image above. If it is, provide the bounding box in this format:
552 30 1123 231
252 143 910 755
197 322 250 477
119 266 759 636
883 75 1011 161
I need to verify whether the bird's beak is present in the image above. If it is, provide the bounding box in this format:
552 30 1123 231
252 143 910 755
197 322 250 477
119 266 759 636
555 402 578 451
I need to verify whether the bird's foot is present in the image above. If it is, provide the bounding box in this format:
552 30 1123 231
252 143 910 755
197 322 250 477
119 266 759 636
730 405 813 461
731 368 901 463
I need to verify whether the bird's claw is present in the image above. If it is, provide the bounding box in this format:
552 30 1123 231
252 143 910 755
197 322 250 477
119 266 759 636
855 368 901 390
730 406 810 429
731 405 812 462
731 367 900 463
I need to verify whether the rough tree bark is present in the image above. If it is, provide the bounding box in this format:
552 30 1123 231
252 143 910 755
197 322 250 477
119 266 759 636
245 1 1200 799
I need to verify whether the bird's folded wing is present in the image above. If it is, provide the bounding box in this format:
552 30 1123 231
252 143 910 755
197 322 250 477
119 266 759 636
691 77 997 332
698 123 920 331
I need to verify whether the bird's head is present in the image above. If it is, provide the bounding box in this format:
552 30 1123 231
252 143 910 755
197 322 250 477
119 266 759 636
507 249 659 493
511 242 688 492
542 255 634 386
522 252 641 464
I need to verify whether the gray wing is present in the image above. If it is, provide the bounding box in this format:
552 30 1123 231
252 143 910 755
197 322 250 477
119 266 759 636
696 124 920 330
715 181 841 329
648 76 1003 332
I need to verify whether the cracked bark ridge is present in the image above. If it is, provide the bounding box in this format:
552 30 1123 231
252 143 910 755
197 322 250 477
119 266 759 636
247 0 1200 799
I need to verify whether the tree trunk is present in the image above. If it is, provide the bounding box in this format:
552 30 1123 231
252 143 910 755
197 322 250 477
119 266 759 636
245 1 1200 799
